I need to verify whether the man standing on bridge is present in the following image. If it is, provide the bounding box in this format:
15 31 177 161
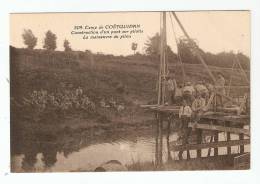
178 99 193 159
215 73 226 107
166 74 177 105
192 93 206 124
182 81 195 105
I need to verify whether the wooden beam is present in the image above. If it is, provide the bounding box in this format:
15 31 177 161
170 139 250 152
172 11 216 83
213 129 219 156
197 129 203 158
188 123 250 136
234 153 250 169
226 122 231 155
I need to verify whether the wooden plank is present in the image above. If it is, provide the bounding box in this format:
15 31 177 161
239 125 245 154
170 139 250 152
214 131 219 156
172 12 216 83
202 115 250 124
188 123 250 136
226 122 231 155
141 105 249 123
197 129 203 158
234 153 250 169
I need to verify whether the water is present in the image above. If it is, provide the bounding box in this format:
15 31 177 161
11 129 249 172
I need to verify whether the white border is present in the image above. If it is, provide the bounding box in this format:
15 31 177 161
0 0 259 184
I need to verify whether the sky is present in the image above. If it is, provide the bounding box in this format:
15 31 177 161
10 11 250 56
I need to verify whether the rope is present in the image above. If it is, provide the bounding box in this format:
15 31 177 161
171 11 217 83
169 12 186 83
157 13 163 104
227 60 237 96
234 54 249 84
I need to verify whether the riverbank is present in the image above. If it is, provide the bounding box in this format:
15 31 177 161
126 154 236 171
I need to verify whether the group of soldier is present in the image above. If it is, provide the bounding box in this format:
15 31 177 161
165 73 226 159
24 87 96 113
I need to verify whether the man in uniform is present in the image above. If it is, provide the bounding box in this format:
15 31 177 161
165 75 177 105
215 73 226 107
192 93 206 123
195 80 209 99
182 81 195 105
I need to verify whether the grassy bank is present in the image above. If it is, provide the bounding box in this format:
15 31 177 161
10 46 249 156
126 154 237 171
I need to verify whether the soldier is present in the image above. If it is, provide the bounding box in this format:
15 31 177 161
182 81 195 105
165 75 177 105
215 73 226 107
178 99 193 159
192 93 206 124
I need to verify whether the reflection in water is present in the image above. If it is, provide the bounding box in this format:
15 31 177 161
41 144 58 168
21 150 37 171
12 127 249 172
13 130 178 172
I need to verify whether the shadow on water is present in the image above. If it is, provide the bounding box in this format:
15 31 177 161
11 119 249 172
12 120 178 172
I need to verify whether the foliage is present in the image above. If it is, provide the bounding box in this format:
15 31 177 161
43 30 57 51
131 42 138 54
144 33 160 58
177 38 250 69
64 39 72 52
144 33 178 63
22 29 37 49
144 33 249 69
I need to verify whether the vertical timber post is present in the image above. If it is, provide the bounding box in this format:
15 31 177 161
197 129 203 158
156 113 163 167
166 117 172 161
239 125 245 154
214 130 219 156
226 122 231 155
213 120 219 156
155 11 167 168
155 113 159 167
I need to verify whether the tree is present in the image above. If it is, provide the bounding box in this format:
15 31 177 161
177 38 199 64
43 30 57 51
145 33 177 63
22 29 37 49
144 33 160 58
131 42 138 55
63 39 72 52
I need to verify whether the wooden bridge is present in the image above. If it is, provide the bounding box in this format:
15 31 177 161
142 104 250 169
141 11 250 169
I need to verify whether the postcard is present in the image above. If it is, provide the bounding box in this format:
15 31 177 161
10 11 250 172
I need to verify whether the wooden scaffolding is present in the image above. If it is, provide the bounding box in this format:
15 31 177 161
143 11 250 169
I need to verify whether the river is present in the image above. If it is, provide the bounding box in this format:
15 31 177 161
11 126 249 172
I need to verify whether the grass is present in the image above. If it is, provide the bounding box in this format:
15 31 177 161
126 154 236 171
126 158 156 171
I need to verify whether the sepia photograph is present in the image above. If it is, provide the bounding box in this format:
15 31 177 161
10 11 250 172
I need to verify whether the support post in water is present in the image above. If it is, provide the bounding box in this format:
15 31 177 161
197 129 203 158
167 118 172 161
239 125 245 154
155 112 163 167
159 113 163 165
214 129 219 156
226 122 231 155
155 113 159 167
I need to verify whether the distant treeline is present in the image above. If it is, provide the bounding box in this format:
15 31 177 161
10 44 250 71
177 39 250 70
